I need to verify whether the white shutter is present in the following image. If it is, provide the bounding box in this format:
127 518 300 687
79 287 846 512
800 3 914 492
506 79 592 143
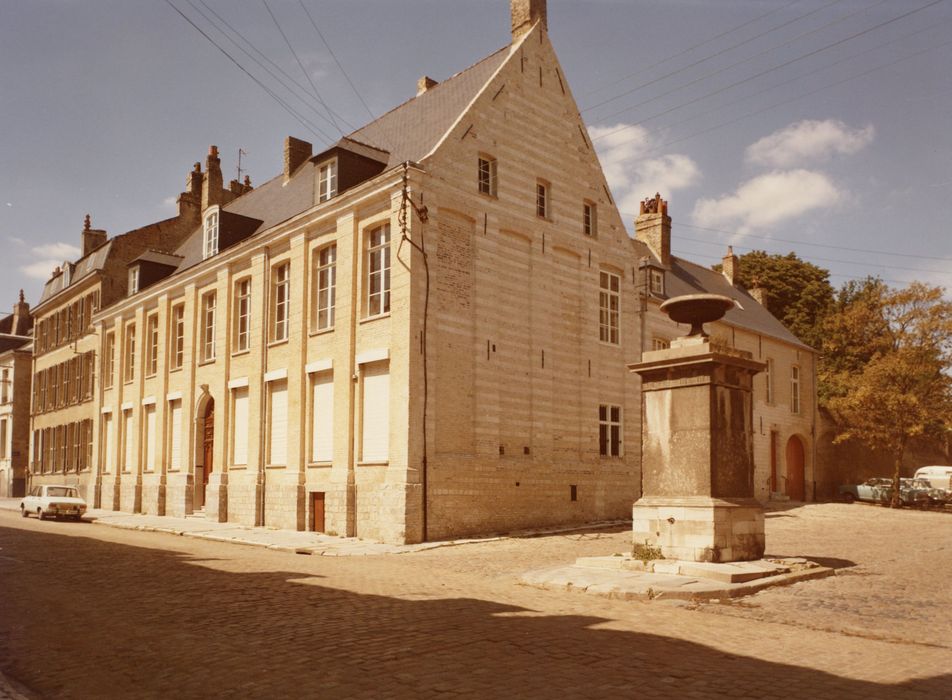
310 372 334 463
169 400 182 469
269 380 288 466
232 387 249 465
145 405 156 471
361 362 390 462
103 415 114 473
123 411 134 471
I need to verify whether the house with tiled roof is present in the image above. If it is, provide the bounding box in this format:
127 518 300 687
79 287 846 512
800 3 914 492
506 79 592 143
78 0 815 542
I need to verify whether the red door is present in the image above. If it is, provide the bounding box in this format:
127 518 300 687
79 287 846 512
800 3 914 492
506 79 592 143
785 435 805 501
311 492 325 533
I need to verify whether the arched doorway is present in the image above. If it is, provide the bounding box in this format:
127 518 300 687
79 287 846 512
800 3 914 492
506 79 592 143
198 397 214 508
785 435 805 501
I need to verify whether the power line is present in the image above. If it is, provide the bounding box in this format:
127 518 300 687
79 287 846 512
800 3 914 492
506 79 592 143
578 0 803 100
164 0 329 143
262 0 344 135
583 0 849 113
299 0 376 124
592 0 947 143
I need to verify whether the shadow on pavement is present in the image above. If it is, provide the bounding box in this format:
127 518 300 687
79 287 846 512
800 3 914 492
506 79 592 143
0 525 946 699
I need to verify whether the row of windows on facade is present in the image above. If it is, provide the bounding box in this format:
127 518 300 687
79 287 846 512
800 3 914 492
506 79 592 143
30 420 94 474
107 226 389 386
478 156 599 236
200 161 339 263
34 291 100 357
31 352 96 415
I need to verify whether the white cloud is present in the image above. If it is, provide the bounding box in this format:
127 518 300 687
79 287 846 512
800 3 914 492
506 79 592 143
162 195 178 209
745 119 874 168
31 242 81 259
692 170 842 233
21 259 61 280
589 123 701 215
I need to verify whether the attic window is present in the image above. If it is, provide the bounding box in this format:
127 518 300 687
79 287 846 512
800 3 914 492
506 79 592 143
318 159 337 203
649 268 665 296
203 210 219 260
128 266 140 295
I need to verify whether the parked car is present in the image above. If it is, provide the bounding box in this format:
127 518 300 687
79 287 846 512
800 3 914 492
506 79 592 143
837 478 931 507
20 485 87 521
902 478 950 507
913 466 952 491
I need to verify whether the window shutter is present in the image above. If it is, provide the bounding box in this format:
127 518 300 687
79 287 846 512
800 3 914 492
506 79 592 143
103 415 114 473
311 372 334 463
123 411 133 471
232 388 249 465
145 405 156 470
269 381 288 465
361 362 390 462
169 400 183 469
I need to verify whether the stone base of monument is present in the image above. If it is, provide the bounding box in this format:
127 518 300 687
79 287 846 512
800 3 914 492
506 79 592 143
632 497 765 563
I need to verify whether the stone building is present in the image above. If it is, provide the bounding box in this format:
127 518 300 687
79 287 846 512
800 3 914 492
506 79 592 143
49 0 813 543
0 293 33 497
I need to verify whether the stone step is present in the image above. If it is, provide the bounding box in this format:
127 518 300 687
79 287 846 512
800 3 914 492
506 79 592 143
185 509 206 519
574 555 793 583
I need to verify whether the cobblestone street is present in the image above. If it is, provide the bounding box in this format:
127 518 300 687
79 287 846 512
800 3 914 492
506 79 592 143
1 503 949 698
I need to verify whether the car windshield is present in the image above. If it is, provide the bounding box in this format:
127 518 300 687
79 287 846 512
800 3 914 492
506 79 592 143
46 487 78 498
906 479 932 489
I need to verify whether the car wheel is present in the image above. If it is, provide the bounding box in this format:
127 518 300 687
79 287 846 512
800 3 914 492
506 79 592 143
37 508 45 520
842 493 855 504
70 515 82 522
20 505 28 518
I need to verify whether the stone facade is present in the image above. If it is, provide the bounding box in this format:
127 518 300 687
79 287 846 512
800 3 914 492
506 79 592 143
0 294 33 497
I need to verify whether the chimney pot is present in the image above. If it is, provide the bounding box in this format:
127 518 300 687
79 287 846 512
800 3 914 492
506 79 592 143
81 214 108 256
511 0 547 40
417 76 439 95
634 193 671 266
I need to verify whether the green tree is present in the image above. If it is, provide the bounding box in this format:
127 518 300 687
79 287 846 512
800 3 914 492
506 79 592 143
716 250 834 348
826 283 952 507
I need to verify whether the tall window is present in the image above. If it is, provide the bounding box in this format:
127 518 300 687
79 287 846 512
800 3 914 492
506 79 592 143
583 201 596 236
271 263 290 342
599 404 622 457
122 409 134 472
102 414 114 474
318 159 337 202
231 387 249 465
124 324 136 383
268 380 288 466
129 266 139 295
310 371 334 463
765 358 774 404
234 279 251 352
201 292 216 362
0 419 7 460
144 404 157 471
170 304 185 370
146 314 159 377
478 156 497 196
313 244 337 331
168 399 183 470
361 362 390 463
599 271 620 345
203 211 219 259
367 225 391 317
2 368 9 404
536 180 549 219
791 365 801 414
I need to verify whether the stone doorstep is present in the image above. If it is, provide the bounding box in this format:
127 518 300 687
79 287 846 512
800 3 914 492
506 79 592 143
575 555 808 583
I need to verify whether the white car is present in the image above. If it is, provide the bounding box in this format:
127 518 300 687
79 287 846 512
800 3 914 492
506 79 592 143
20 485 87 521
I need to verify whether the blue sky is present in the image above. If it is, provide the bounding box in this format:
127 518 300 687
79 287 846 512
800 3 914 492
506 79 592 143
2 0 950 311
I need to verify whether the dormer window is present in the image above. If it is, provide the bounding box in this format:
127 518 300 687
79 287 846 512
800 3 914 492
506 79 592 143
203 210 219 260
318 160 338 203
648 268 665 296
128 266 139 295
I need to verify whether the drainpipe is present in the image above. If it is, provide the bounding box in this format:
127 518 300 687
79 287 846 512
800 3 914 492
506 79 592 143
256 246 271 526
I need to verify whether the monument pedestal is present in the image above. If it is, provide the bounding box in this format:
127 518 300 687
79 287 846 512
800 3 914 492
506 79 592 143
630 333 766 563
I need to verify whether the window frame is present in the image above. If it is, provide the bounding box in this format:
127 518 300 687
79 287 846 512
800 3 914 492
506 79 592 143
170 304 185 371
648 268 665 296
599 270 621 345
790 364 801 414
128 266 140 295
599 404 623 458
583 200 597 237
536 180 550 219
318 159 338 203
366 224 391 319
233 278 251 354
123 323 136 384
201 292 217 363
145 314 159 378
478 155 497 197
312 244 337 332
765 357 774 405
270 262 291 343
203 210 220 260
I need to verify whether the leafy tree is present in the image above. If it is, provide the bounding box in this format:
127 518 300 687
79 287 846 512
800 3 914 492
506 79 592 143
715 250 834 348
826 283 952 507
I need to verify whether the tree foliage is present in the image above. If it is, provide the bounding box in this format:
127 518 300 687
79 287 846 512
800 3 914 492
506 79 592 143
718 250 834 348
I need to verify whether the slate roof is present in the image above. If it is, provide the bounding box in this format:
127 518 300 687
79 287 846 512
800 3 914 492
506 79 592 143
38 240 114 304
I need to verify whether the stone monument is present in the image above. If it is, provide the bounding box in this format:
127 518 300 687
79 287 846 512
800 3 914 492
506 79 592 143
628 294 766 563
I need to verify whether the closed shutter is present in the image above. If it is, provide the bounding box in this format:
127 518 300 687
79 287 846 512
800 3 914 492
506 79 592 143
169 400 182 468
311 372 334 463
269 380 288 466
123 411 133 471
103 415 114 473
361 362 390 463
232 387 249 465
145 405 156 470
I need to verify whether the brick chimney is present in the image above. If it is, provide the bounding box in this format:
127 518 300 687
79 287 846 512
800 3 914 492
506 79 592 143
11 290 31 336
417 76 439 95
511 0 547 41
81 214 107 256
749 278 767 306
202 145 225 210
722 246 739 286
634 193 671 266
284 136 312 182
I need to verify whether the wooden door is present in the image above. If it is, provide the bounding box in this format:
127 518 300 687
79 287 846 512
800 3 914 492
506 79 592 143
311 492 325 533
202 402 215 487
785 435 805 501
770 430 778 493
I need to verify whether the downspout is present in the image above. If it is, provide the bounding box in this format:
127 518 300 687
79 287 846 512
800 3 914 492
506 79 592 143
812 351 819 501
398 162 430 541
256 246 271 526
